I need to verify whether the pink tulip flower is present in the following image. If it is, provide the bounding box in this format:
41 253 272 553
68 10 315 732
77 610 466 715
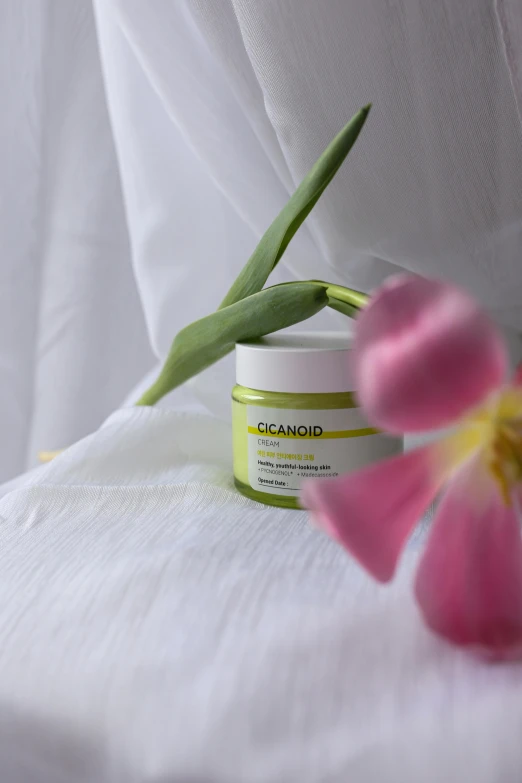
302 275 522 659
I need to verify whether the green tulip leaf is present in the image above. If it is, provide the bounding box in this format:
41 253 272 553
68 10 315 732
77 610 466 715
219 105 371 308
326 298 360 319
320 282 369 318
137 282 329 406
300 280 368 318
323 283 369 311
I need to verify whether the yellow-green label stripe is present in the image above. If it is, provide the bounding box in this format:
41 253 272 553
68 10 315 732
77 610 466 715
248 426 380 439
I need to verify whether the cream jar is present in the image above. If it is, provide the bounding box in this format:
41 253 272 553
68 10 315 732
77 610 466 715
232 332 402 508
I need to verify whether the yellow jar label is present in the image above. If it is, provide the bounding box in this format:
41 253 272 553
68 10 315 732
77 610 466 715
246 405 400 496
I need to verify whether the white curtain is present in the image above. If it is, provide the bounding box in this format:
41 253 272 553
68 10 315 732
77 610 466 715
0 1 154 480
2 3 522 781
2 0 522 480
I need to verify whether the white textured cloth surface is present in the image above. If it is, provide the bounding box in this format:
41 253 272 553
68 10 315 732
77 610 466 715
0 408 521 783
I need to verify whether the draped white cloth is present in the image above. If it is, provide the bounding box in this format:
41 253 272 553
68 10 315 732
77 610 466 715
2 407 522 783
3 0 522 477
2 1 522 780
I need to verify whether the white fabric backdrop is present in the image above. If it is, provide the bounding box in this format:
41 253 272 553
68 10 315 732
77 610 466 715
2 1 522 780
3 0 522 478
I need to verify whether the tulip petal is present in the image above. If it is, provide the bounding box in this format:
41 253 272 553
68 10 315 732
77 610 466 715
415 457 522 659
513 364 522 387
354 275 507 433
301 444 445 582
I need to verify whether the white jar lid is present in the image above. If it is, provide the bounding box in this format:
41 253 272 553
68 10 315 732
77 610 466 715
236 331 354 394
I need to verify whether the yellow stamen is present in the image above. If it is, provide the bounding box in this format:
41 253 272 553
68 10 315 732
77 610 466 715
488 421 522 506
472 387 522 505
438 388 522 507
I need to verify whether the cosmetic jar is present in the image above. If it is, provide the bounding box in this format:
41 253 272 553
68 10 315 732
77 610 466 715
232 332 402 508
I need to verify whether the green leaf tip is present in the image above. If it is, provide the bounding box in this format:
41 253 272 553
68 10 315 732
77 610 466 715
219 105 371 309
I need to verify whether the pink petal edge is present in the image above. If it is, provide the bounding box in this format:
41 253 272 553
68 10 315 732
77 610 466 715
301 444 444 583
353 275 507 433
415 456 522 660
513 364 522 387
